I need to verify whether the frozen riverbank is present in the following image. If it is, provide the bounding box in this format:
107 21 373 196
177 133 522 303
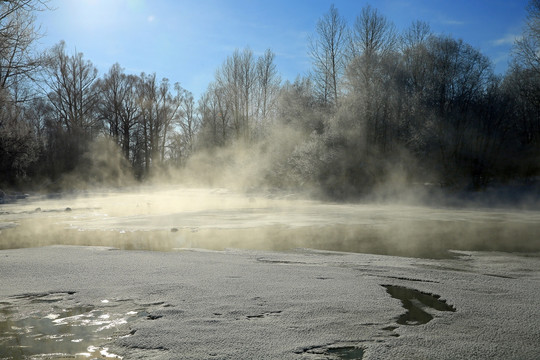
1 246 539 359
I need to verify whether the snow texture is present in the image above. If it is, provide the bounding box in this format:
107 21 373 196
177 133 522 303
1 246 539 359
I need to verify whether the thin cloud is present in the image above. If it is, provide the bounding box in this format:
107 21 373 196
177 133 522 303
147 15 156 23
493 52 510 65
492 34 521 46
440 19 465 26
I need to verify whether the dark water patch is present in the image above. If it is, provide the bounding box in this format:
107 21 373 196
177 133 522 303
144 308 184 319
382 285 456 325
143 301 166 306
296 343 364 359
0 296 145 359
11 291 77 303
326 346 364 359
246 310 282 319
0 192 28 204
380 325 400 337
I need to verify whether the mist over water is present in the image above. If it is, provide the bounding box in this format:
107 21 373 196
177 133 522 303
2 187 539 258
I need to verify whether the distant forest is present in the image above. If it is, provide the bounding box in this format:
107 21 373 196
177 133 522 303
1 1 539 198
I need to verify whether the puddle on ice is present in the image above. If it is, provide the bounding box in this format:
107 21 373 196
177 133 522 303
326 346 365 359
382 285 456 325
0 296 142 359
299 344 364 359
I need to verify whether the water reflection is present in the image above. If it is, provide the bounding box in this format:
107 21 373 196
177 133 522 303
326 346 365 359
0 298 140 359
2 217 540 259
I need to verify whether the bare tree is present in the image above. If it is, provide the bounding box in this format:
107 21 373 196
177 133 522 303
277 76 324 133
136 73 182 172
136 72 156 171
347 4 397 93
0 0 47 96
239 48 256 140
98 63 140 162
418 36 493 183
0 88 38 182
344 5 398 152
216 50 242 139
0 0 48 184
401 20 431 50
256 49 280 123
514 0 540 74
212 82 230 145
401 21 432 92
393 22 433 152
349 4 397 60
38 42 100 173
177 88 198 157
198 85 218 147
157 79 182 162
215 48 259 141
509 0 540 158
42 41 100 135
198 80 233 148
309 4 348 107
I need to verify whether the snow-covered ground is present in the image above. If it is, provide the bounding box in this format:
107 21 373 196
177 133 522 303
1 187 539 359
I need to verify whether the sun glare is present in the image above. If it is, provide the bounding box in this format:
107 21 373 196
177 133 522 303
68 0 142 30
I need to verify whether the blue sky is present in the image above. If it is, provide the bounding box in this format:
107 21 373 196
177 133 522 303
35 0 529 99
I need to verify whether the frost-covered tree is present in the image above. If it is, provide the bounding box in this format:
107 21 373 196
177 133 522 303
0 0 47 184
0 0 47 96
208 47 279 143
309 4 348 107
255 49 280 125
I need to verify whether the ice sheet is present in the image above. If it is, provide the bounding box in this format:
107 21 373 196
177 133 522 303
1 246 539 359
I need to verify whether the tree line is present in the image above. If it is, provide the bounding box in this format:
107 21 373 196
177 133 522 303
1 0 539 198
